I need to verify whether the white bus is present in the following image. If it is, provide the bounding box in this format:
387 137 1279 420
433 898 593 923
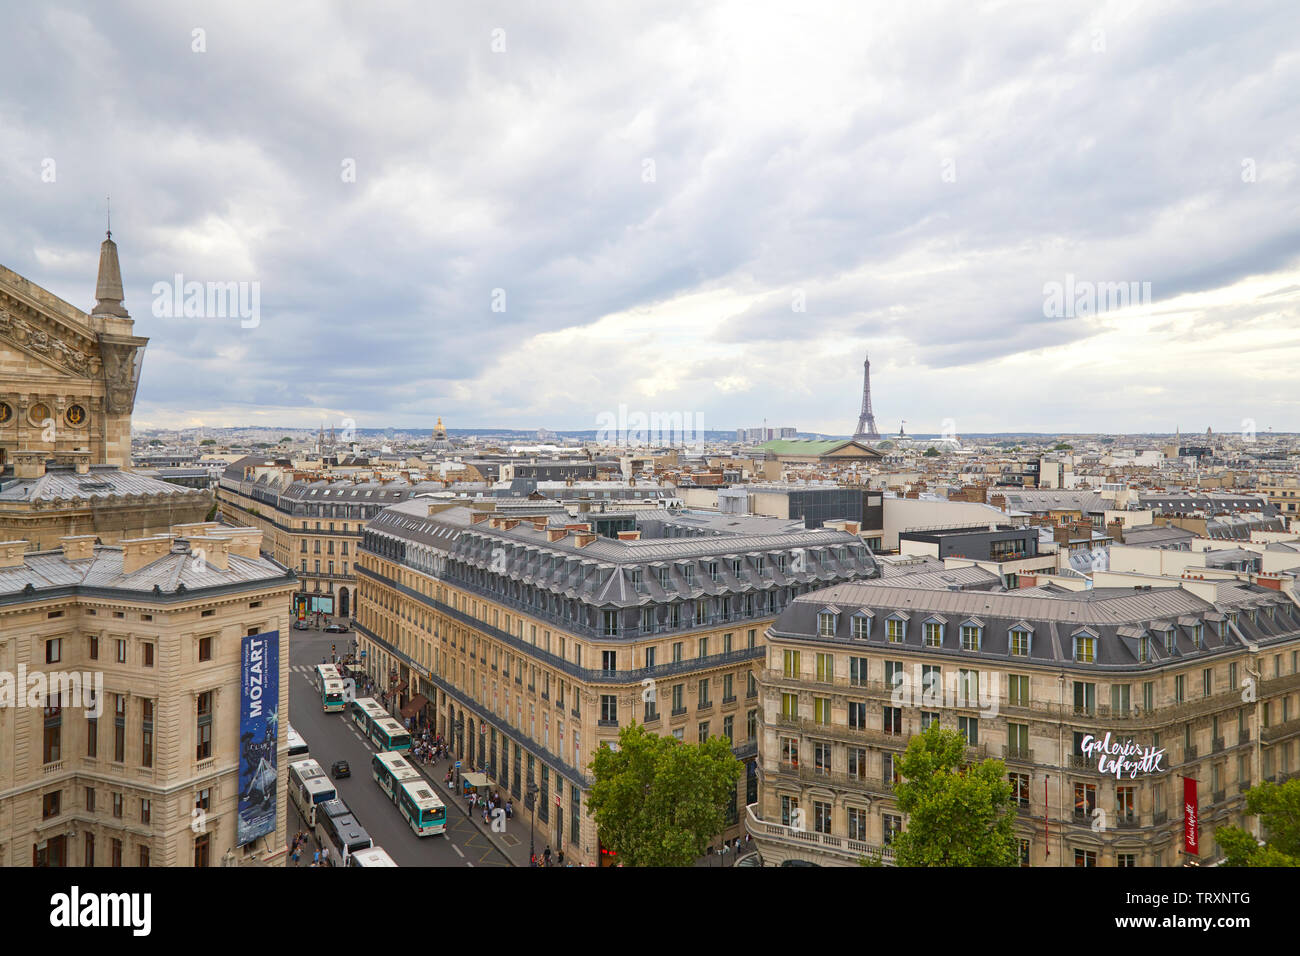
288 758 337 827
286 724 310 758
351 697 388 735
347 847 398 867
369 716 412 752
397 780 447 837
372 751 420 801
315 664 345 712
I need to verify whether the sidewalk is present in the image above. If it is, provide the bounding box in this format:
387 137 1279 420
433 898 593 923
408 749 542 867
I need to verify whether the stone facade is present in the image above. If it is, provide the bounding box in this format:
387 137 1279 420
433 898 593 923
0 528 296 867
0 241 145 472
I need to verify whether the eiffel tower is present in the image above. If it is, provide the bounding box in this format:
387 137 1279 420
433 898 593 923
853 352 881 441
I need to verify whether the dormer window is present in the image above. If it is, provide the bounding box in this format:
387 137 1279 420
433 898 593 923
1139 634 1150 663
1009 628 1031 657
960 622 982 652
924 621 943 647
1167 628 1179 655
1074 632 1096 663
656 566 670 589
886 618 906 643
682 564 695 585
850 612 871 640
1190 623 1203 649
775 554 788 574
707 561 720 583
755 556 765 575
818 610 838 637
729 558 742 577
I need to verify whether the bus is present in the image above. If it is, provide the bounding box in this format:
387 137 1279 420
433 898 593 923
316 664 345 712
350 697 387 735
397 780 447 836
286 724 310 758
313 797 352 848
372 751 420 801
347 847 398 867
320 811 372 863
288 759 337 827
369 716 411 752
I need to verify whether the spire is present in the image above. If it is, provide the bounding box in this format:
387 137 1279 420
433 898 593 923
92 211 130 318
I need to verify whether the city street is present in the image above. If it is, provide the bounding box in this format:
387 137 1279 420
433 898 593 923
287 627 522 867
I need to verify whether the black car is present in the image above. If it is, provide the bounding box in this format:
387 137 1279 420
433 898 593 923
324 623 348 633
331 760 351 779
293 621 310 631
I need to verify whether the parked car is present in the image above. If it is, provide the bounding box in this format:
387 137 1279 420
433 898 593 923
293 620 310 631
324 623 348 633
331 760 351 779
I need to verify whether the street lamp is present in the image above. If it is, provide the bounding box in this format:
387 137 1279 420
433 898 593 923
526 782 540 866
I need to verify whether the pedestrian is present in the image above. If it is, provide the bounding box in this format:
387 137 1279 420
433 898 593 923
313 849 320 866
506 798 513 819
557 849 564 867
543 845 552 867
292 845 301 865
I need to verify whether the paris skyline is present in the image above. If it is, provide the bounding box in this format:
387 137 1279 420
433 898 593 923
2 1 1297 435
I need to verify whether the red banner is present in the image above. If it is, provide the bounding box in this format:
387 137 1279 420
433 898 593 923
1183 778 1199 855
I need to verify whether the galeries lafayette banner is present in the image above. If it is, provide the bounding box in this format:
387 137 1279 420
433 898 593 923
1078 733 1166 779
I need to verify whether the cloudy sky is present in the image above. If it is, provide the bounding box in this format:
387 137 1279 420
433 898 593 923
2 0 1298 436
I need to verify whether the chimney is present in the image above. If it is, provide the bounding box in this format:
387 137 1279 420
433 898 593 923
12 452 45 480
574 532 598 548
617 530 641 541
0 541 29 569
547 528 568 542
121 534 176 575
565 523 592 533
470 511 493 525
217 528 263 559
61 535 97 562
172 521 222 539
185 535 231 571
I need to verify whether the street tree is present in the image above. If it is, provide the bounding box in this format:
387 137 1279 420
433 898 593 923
1218 778 1300 866
890 722 1019 867
587 722 742 867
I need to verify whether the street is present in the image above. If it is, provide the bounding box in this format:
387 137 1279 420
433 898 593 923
287 628 517 867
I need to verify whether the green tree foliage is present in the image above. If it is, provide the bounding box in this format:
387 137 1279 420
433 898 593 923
587 722 741 867
200 438 216 446
1218 779 1300 866
280 437 293 444
923 447 940 457
1053 442 1073 450
890 723 1019 867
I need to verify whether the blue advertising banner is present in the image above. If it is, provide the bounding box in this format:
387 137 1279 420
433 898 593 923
237 630 280 846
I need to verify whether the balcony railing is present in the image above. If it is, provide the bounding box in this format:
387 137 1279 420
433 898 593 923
1261 718 1300 743
1153 809 1168 825
745 803 895 865
1184 744 1198 761
1212 737 1224 753
1002 744 1034 763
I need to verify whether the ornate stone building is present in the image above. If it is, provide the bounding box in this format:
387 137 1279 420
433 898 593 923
0 525 296 867
0 233 210 546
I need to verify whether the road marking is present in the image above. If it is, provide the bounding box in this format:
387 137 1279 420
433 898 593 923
453 844 465 858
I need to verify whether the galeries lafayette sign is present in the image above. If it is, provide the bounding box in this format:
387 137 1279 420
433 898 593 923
1079 733 1166 779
